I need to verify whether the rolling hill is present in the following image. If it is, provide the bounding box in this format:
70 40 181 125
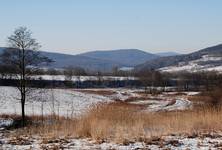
136 44 222 72
78 49 158 66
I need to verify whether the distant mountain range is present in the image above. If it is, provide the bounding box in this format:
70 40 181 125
79 49 158 66
38 51 122 71
0 48 170 71
2 45 221 73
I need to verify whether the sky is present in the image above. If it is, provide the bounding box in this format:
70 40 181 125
0 0 222 55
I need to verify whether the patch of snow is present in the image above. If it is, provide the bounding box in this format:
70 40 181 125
109 88 140 101
183 92 200 96
163 98 191 111
205 65 222 72
0 118 13 129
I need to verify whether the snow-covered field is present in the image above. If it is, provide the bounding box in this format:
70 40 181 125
0 86 194 117
0 86 110 117
0 87 215 150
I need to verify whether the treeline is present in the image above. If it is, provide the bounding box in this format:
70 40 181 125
136 69 222 93
1 63 222 91
0 78 141 89
0 65 134 77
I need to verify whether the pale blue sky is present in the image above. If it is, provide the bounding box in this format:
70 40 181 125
0 0 222 54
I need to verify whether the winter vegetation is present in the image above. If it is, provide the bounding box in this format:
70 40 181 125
0 27 222 150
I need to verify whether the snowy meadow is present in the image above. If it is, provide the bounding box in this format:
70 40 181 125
2 86 222 149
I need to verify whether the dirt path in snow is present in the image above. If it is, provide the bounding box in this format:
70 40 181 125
75 88 194 112
128 98 191 112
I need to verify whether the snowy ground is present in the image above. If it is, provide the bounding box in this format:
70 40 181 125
76 88 194 112
1 132 222 150
131 98 192 112
1 117 222 150
0 86 110 117
0 87 194 117
0 118 13 130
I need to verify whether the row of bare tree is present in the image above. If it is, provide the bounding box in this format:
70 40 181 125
137 69 222 94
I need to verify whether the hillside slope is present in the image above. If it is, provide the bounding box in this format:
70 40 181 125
137 44 222 72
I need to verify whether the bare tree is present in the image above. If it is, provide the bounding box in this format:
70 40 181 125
64 66 87 87
73 67 86 88
64 66 75 87
137 69 163 94
0 27 52 126
64 66 75 81
112 66 119 76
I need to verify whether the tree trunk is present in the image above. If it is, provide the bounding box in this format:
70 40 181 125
21 92 25 126
21 47 26 126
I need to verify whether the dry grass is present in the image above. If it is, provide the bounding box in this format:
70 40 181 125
73 89 116 96
10 101 222 143
189 87 222 108
75 103 222 142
